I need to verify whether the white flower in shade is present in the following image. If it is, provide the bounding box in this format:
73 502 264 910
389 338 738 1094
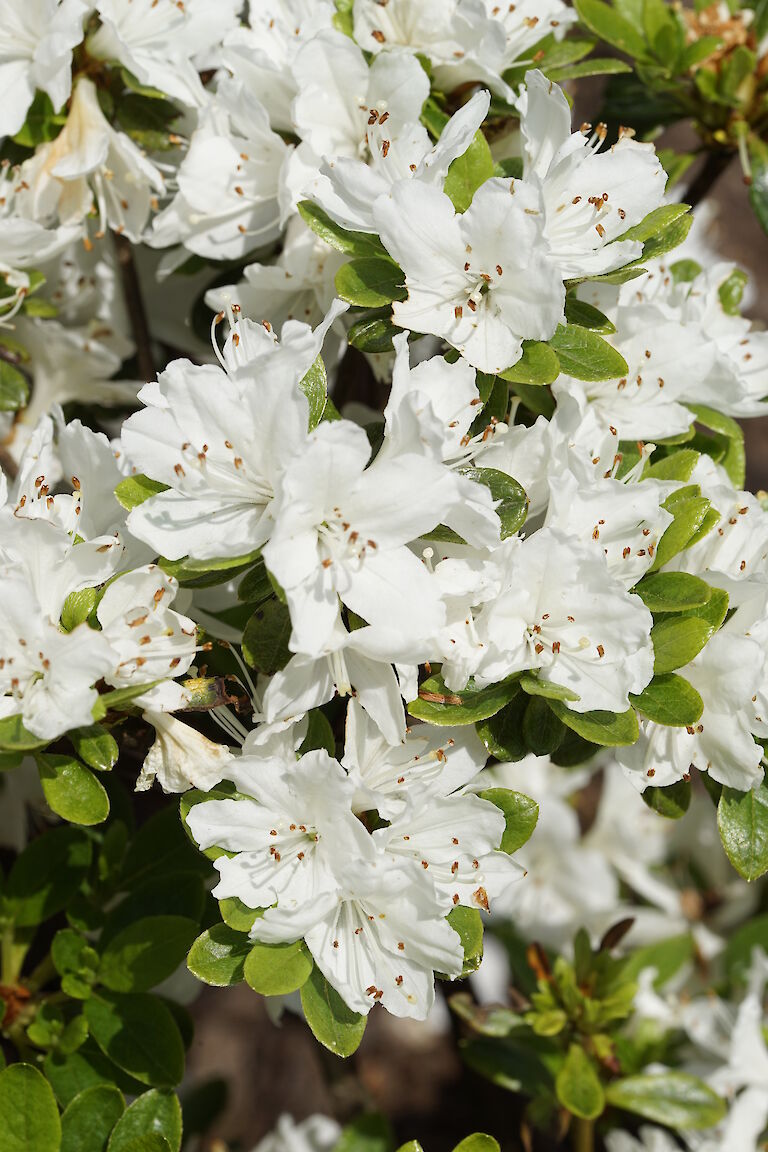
519 70 667 279
262 620 413 747
17 77 164 242
149 79 287 262
187 749 361 913
122 303 343 563
96 564 198 693
263 416 495 655
205 217 346 348
250 1114 341 1152
222 0 336 135
341 698 488 818
477 1 577 72
0 0 88 138
311 90 490 235
617 630 766 793
89 0 241 107
374 178 564 374
461 529 655 710
138 711 235 793
604 1128 683 1152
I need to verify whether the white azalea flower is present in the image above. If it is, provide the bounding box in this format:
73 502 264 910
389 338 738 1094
89 0 241 107
17 77 164 241
375 178 564 374
250 1114 341 1152
455 528 655 712
311 89 490 235
519 70 667 279
138 711 235 794
0 0 88 138
150 79 287 262
342 697 488 819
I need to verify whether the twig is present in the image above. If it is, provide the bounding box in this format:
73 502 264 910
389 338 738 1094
572 1117 595 1152
113 232 156 383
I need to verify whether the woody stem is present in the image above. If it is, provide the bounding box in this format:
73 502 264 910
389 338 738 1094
572 1117 595 1152
684 149 733 211
113 232 156 384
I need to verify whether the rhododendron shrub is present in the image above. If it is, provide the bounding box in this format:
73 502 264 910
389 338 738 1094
0 1 767 1150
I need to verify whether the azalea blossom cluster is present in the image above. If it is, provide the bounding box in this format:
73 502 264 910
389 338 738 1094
0 0 768 1092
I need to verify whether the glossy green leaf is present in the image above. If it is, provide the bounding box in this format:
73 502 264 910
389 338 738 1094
299 710 336 757
0 1064 62 1152
459 467 528 538
546 700 639 747
634 572 712 613
244 940 314 995
651 616 714 674
616 203 690 244
642 779 692 820
69 725 119 772
548 324 628 381
347 313 398 353
335 257 406 308
479 789 539 853
61 1084 125 1152
475 693 528 761
298 201 385 257
218 897 261 934
447 906 484 977
605 1072 726 1129
0 713 50 752
6 826 92 926
85 993 185 1088
36 754 110 826
99 917 199 993
499 341 560 385
523 694 566 755
650 497 712 570
61 588 99 633
107 1090 182 1152
0 361 29 412
630 674 703 726
242 598 292 674
564 298 616 333
718 781 768 881
453 1137 500 1152
444 130 494 212
114 475 170 512
186 923 252 987
575 0 649 55
298 355 328 429
555 1044 605 1120
409 673 520 726
300 967 367 1057
718 268 748 315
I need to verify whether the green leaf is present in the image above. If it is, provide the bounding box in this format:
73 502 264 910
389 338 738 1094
651 616 714 674
106 1090 182 1152
718 782 768 881
555 1044 605 1120
61 1085 125 1152
459 467 528 538
237 557 273 605
102 873 205 945
634 572 712 613
748 135 768 238
642 779 692 819
186 924 252 987
298 355 328 429
452 1137 500 1152
99 916 199 993
299 710 336 756
244 940 314 995
447 906 484 977
621 933 694 987
159 550 261 586
718 268 748 316
605 1072 726 1129
475 693 528 761
0 361 29 412
520 672 580 702
6 826 92 926
85 993 185 1088
564 298 616 334
110 1139 170 1152
335 257 406 308
218 897 261 934
0 713 50 752
616 203 690 244
298 201 385 257
61 588 99 634
644 448 699 482
36 753 110 826
499 341 560 385
242 598 292 674
334 1115 393 1152
69 726 119 772
546 700 639 747
548 324 628 381
409 673 520 726
723 915 768 979
300 967 367 1057
92 681 164 723
546 56 632 80
444 130 495 212
479 789 539 853
650 497 712 570
574 0 649 56
0 1064 62 1152
44 1043 144 1109
114 474 170 512
523 695 566 755
689 403 745 488
348 313 398 353
680 35 723 71
681 586 729 632
640 212 693 261
630 674 703 727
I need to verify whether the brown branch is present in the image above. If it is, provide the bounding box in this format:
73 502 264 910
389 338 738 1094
113 232 156 383
684 150 734 211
